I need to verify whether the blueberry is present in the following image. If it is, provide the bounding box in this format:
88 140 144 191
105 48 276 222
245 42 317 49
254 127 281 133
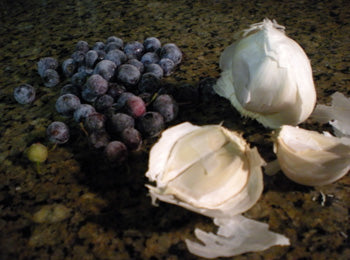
93 41 105 51
117 64 141 86
60 83 81 97
107 83 126 99
73 104 96 122
140 52 159 65
159 58 175 76
124 41 144 59
94 94 114 112
86 74 108 96
47 121 70 144
89 130 110 149
105 42 123 53
109 112 135 134
105 49 127 67
137 111 164 137
143 37 161 52
84 112 106 133
75 40 89 53
81 87 98 103
145 63 163 79
198 77 218 102
160 43 182 65
37 57 58 78
42 69 60 87
14 84 36 104
55 94 81 116
71 71 88 86
138 72 160 93
71 51 86 66
125 95 146 118
104 141 128 164
106 36 123 48
94 60 117 81
153 94 178 122
62 58 77 78
85 50 99 68
120 127 142 150
126 58 144 73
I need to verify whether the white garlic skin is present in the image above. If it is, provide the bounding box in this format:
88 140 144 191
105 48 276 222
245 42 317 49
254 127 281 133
214 19 316 129
275 125 350 186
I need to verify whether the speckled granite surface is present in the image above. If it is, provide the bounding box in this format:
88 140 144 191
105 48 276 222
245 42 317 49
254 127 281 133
0 0 349 259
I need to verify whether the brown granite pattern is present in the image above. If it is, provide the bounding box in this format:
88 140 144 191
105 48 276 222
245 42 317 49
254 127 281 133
0 0 349 259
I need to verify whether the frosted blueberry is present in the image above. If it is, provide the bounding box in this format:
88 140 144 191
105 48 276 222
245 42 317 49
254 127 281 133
71 51 86 66
55 94 81 116
137 111 165 137
143 37 161 52
117 64 141 86
71 71 88 86
109 112 135 134
42 69 60 88
93 41 105 51
73 104 96 122
105 49 127 67
145 63 163 79
13 84 36 104
84 112 106 133
160 43 182 65
62 58 77 78
94 94 114 112
159 58 175 76
94 60 117 81
106 36 123 48
85 50 99 68
75 40 89 53
124 41 144 59
120 127 142 150
126 58 144 73
153 94 178 122
47 121 70 144
37 57 58 77
86 74 108 96
140 52 160 65
104 141 128 164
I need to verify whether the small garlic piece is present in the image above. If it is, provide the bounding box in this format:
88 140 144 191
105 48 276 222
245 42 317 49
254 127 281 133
146 122 290 258
274 125 350 186
214 18 316 129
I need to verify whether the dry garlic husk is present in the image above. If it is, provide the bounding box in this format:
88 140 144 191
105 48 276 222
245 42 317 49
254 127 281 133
146 122 290 258
312 92 350 138
275 125 350 186
214 18 316 129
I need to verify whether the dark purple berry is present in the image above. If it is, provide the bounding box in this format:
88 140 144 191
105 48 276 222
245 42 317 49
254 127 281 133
160 43 182 65
86 74 108 96
84 112 106 132
137 111 164 137
73 104 96 122
71 51 86 66
60 83 81 97
94 60 117 81
109 112 135 133
106 36 123 48
89 130 110 149
117 64 141 86
94 94 114 112
104 141 128 164
140 52 159 65
126 59 144 73
85 50 99 68
14 84 35 104
153 94 178 122
55 94 81 116
105 49 127 67
145 63 163 79
125 95 146 118
138 72 161 93
93 41 105 51
42 69 60 87
120 127 142 150
107 83 126 99
159 58 175 76
71 71 88 86
143 37 161 52
75 40 89 53
47 121 70 144
37 57 58 77
62 58 77 78
124 41 144 59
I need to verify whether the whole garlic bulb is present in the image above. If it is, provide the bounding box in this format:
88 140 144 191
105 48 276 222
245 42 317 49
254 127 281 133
274 125 350 186
214 18 316 129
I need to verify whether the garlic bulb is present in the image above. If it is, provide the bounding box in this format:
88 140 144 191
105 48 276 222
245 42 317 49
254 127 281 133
214 18 316 129
312 91 350 138
274 125 350 186
146 122 290 258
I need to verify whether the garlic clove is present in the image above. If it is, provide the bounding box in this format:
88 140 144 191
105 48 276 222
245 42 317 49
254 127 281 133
312 91 350 138
275 125 350 186
214 18 316 129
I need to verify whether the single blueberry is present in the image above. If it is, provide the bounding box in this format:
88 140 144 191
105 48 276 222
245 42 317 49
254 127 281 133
105 49 127 67
86 74 108 96
94 60 117 82
159 58 175 76
60 83 81 97
121 127 142 150
55 93 81 116
152 94 178 122
145 63 163 79
107 83 126 100
85 50 99 68
126 58 144 73
47 121 70 144
143 37 161 52
138 72 161 93
106 36 123 48
13 84 36 104
81 88 98 103
71 71 88 87
89 130 110 150
71 51 86 66
125 95 146 118
117 64 141 86
137 111 165 137
124 41 144 60
104 140 128 165
93 41 105 51
42 69 60 88
140 52 160 65
75 40 89 53
73 104 96 122
84 112 106 133
94 94 114 112
109 112 135 134
37 57 58 78
62 58 77 78
160 43 182 65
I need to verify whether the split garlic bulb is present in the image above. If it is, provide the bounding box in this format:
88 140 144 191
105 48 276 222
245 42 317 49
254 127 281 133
146 122 290 258
214 18 316 129
274 125 350 186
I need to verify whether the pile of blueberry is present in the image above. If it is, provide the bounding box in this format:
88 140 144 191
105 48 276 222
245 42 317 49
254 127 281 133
39 36 183 165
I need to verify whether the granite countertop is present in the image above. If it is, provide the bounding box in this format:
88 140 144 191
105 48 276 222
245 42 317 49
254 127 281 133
0 0 349 259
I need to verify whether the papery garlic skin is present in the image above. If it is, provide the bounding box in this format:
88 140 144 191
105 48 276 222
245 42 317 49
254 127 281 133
275 125 350 186
214 18 316 129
